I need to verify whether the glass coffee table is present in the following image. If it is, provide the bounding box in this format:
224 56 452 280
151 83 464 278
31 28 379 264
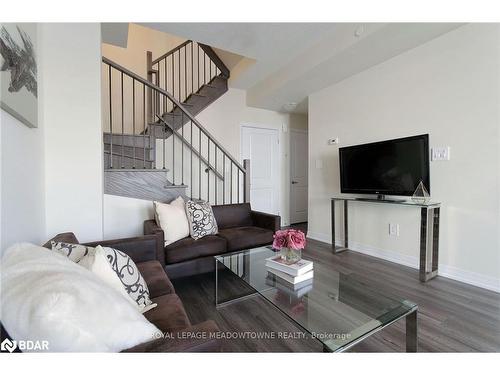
215 246 418 352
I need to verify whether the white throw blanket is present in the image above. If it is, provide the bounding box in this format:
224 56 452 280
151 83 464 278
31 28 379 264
0 243 161 352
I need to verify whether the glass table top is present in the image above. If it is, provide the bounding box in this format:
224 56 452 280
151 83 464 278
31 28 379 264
215 246 417 352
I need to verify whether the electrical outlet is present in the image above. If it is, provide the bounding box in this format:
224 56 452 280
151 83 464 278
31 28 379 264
389 223 400 237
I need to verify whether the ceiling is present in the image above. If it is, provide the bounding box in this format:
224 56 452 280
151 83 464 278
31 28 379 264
137 23 464 114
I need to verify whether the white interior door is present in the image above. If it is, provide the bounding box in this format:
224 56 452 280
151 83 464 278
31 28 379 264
241 126 280 215
290 129 308 223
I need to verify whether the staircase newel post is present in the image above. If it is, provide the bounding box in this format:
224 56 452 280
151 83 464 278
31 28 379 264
146 51 153 123
243 159 251 203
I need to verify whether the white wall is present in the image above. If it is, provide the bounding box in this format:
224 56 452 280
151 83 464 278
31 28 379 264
103 194 154 239
196 88 307 226
41 23 104 243
1 24 104 249
308 24 500 291
0 110 46 251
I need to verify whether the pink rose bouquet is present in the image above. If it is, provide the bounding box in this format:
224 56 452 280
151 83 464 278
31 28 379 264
272 229 306 250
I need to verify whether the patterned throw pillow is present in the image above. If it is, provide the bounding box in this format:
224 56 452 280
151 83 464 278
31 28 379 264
185 200 218 240
51 241 93 263
100 246 155 313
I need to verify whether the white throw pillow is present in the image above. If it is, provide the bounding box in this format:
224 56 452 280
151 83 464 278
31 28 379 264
50 241 93 263
78 246 138 309
79 246 156 314
185 200 219 240
1 243 161 352
154 196 190 245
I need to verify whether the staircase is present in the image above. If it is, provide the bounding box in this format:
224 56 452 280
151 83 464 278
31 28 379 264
145 74 227 139
102 40 249 204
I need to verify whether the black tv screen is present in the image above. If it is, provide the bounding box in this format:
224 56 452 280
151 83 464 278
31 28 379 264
339 134 430 196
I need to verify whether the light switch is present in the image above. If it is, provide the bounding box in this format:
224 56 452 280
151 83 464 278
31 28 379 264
315 159 323 169
432 147 450 161
389 223 400 237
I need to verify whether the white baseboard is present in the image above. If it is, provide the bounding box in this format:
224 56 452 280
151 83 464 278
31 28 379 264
306 231 331 244
437 264 500 293
306 231 500 293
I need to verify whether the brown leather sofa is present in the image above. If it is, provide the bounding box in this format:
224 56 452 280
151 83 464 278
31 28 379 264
144 202 281 279
0 232 221 352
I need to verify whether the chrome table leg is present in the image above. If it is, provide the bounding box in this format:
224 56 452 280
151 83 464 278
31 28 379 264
406 309 418 352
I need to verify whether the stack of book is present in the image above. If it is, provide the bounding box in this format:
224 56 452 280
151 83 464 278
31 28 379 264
265 256 314 298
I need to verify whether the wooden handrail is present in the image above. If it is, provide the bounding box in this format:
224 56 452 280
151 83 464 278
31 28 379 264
102 56 246 173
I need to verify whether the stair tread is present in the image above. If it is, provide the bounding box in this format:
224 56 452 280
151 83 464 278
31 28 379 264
104 143 153 150
189 92 207 98
103 132 149 137
104 150 154 162
160 112 184 117
105 168 170 172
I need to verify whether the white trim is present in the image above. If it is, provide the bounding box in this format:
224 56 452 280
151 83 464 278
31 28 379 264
306 230 331 244
306 231 500 293
240 124 282 220
438 264 500 293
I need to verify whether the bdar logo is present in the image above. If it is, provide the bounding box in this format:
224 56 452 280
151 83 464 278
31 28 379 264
1 338 17 353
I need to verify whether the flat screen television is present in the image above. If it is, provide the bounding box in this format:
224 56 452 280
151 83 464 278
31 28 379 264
339 134 430 197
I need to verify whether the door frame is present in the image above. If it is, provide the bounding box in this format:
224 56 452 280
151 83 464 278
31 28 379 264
289 128 308 224
240 123 282 219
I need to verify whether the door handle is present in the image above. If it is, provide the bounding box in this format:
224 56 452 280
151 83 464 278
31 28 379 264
291 181 298 184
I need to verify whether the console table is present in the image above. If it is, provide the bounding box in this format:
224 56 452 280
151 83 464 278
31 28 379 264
331 197 441 282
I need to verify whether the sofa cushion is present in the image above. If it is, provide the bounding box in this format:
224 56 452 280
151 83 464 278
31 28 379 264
185 200 219 240
50 241 93 263
154 197 190 246
212 203 253 230
144 294 190 333
93 246 155 313
217 226 274 252
165 235 227 264
137 261 175 298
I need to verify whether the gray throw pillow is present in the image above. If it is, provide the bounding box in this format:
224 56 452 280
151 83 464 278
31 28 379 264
51 241 93 263
185 200 218 240
100 246 155 312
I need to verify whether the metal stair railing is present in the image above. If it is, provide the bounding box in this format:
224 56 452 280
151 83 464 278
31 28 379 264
147 40 229 118
102 56 249 205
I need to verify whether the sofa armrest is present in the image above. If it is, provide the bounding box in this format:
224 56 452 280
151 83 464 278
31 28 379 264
84 234 165 267
144 219 163 236
123 320 222 352
144 219 165 263
251 210 281 232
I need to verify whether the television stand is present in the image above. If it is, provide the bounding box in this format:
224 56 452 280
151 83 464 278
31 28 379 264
356 195 407 203
331 196 441 282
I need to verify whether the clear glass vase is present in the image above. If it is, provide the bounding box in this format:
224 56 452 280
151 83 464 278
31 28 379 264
279 247 302 265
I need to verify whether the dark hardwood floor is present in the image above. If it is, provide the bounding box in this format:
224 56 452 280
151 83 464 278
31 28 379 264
172 223 500 352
